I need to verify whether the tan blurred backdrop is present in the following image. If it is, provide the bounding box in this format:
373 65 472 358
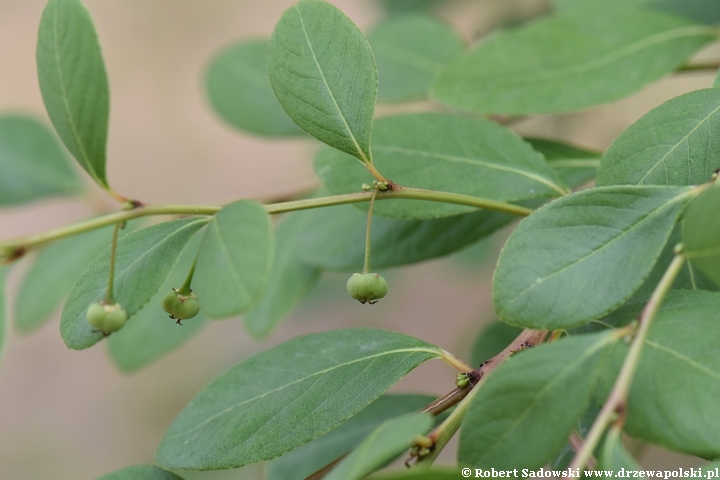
0 1 716 479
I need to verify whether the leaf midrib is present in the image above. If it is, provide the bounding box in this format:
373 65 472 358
645 339 720 382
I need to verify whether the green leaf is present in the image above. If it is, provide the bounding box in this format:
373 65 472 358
243 211 320 338
433 4 716 115
15 226 114 333
469 321 524 368
458 331 615 469
526 138 600 189
556 0 720 25
194 200 274 318
599 290 720 458
493 185 693 329
267 394 435 480
107 235 207 373
154 328 441 470
98 464 184 480
316 113 567 219
0 115 82 206
0 268 7 366
684 185 720 288
36 0 110 188
205 39 302 137
714 70 720 87
268 0 376 163
369 470 460 480
599 427 641 473
59 218 208 350
378 0 448 13
598 89 720 187
325 414 432 480
367 14 464 102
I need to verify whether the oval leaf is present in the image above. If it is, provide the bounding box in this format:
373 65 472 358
59 218 208 350
458 332 616 469
205 39 302 137
316 113 567 219
367 13 465 102
193 200 274 318
493 186 693 329
154 328 441 470
267 394 435 480
433 5 715 115
600 290 720 458
0 115 82 206
243 211 320 338
15 226 114 333
37 0 110 187
98 465 184 480
598 89 720 187
268 0 376 163
683 185 720 288
325 414 432 480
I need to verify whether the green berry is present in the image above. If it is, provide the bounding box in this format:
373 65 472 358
346 273 388 304
162 289 200 324
86 302 127 335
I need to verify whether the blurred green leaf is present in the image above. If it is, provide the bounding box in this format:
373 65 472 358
60 218 208 350
107 235 207 373
316 113 566 219
459 332 615 469
368 14 464 102
0 115 82 206
556 0 720 25
268 0 376 163
205 39 302 137
526 138 600 189
194 200 274 318
494 186 692 329
469 321 523 368
15 226 113 333
683 185 720 288
433 4 715 114
98 464 184 480
599 427 641 473
325 414 432 480
267 394 435 480
369 470 460 480
36 0 110 188
598 89 720 187
377 0 448 13
243 211 320 338
155 329 441 470
714 70 720 87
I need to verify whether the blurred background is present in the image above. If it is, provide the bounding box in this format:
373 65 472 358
0 1 717 478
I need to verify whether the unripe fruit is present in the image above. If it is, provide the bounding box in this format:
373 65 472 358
346 272 388 304
86 302 127 335
162 289 200 324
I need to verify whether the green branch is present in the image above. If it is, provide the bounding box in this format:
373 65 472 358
0 189 532 259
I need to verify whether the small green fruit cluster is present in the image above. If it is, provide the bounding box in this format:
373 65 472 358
346 273 387 304
162 288 200 324
86 302 127 335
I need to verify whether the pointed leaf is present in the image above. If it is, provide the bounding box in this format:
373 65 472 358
205 39 302 137
268 0 376 163
526 138 600 189
0 115 82 206
98 465 184 480
107 235 206 373
325 414 432 480
194 200 274 318
493 186 693 329
683 185 720 288
155 328 442 470
243 211 320 338
367 14 464 102
433 5 715 115
37 0 110 187
15 226 114 333
59 218 208 350
458 332 616 469
599 290 720 458
598 89 720 187
316 113 567 219
267 394 436 480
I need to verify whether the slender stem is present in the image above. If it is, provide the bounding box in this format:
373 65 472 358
365 162 389 184
569 252 687 472
362 187 380 273
439 349 474 373
178 256 197 295
0 189 532 259
104 223 122 304
676 61 720 72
